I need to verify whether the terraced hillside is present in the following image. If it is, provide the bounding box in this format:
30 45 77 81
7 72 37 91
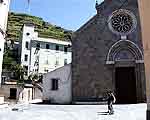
7 12 72 41
2 12 73 74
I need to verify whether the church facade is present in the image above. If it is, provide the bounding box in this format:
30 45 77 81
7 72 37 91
72 0 146 104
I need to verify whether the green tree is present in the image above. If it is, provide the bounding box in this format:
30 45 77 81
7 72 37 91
28 73 39 82
11 64 25 83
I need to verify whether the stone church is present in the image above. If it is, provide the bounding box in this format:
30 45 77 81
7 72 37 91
72 0 146 104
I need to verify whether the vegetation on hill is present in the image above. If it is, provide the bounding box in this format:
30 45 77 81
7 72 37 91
7 12 73 41
3 12 73 80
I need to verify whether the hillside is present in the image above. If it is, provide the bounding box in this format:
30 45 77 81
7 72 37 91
3 12 73 73
7 12 73 41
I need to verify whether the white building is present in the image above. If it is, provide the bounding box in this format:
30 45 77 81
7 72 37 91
43 64 71 104
0 81 24 103
0 80 42 104
0 0 10 85
19 84 42 104
20 24 72 76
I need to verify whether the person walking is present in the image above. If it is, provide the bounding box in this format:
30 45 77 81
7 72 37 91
107 92 116 115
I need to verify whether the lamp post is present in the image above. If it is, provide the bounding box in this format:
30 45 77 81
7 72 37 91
138 0 150 119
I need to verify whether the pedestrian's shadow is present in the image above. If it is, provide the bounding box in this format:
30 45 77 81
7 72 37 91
97 111 109 115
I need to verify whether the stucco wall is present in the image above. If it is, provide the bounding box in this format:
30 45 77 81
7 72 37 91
43 64 71 104
20 25 71 75
0 0 10 31
33 87 42 100
19 87 33 103
30 40 71 74
1 84 23 101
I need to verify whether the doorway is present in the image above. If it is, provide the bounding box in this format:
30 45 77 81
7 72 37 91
115 67 137 104
9 88 17 99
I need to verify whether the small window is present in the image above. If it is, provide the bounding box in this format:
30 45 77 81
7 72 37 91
34 69 39 72
64 59 67 65
24 54 28 61
26 32 30 36
55 60 59 66
36 43 40 48
51 78 59 90
46 44 50 49
64 46 68 53
25 41 29 49
44 69 48 73
45 59 49 65
23 65 28 75
2 76 6 84
55 45 59 51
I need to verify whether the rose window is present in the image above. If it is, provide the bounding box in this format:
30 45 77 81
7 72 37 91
108 9 137 35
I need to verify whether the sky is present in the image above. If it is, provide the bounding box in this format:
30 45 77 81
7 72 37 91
10 0 103 31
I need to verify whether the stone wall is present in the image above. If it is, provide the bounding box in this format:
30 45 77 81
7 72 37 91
72 0 146 103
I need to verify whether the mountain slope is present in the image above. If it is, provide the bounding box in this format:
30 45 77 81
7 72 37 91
7 12 72 41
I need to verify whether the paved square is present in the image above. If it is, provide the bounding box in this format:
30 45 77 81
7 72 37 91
0 104 146 120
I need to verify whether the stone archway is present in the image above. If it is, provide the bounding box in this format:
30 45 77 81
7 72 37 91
106 40 144 104
106 40 144 64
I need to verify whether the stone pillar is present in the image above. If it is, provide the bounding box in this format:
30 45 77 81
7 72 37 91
138 0 150 119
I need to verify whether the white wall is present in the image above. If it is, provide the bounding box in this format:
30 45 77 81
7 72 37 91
43 64 71 104
0 0 10 85
0 96 4 104
37 48 71 74
33 87 42 100
0 34 5 84
29 38 71 74
1 84 23 101
19 86 42 103
19 87 33 103
20 24 72 76
20 24 38 75
0 0 10 31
